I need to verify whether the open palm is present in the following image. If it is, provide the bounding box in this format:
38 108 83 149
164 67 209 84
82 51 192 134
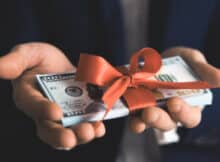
0 42 105 150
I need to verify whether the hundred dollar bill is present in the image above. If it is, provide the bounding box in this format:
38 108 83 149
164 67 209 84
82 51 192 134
36 56 213 127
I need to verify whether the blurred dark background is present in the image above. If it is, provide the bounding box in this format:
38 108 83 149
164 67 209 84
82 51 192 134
0 0 220 162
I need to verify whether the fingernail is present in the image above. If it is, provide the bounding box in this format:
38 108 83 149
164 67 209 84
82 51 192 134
177 122 182 127
55 147 71 151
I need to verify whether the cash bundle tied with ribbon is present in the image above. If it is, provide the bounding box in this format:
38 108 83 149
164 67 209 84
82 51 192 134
75 48 212 119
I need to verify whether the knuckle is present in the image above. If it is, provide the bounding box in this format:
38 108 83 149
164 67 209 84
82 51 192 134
163 47 207 64
129 118 146 133
157 116 176 131
168 97 184 106
11 64 24 78
142 108 160 124
167 97 184 113
182 47 207 63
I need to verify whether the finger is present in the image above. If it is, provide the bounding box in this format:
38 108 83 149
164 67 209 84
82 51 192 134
167 97 202 128
0 44 44 79
13 79 63 121
0 43 76 80
162 47 207 64
189 62 220 87
92 122 106 138
129 117 147 133
162 47 220 86
36 120 77 149
71 123 96 144
141 107 176 131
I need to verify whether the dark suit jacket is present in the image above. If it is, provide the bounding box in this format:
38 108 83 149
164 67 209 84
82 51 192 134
149 0 220 67
0 0 219 161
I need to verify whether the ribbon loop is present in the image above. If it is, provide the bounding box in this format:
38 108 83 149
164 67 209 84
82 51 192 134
129 48 162 74
76 53 122 86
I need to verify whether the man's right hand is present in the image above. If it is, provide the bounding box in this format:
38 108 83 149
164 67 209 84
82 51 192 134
0 42 105 150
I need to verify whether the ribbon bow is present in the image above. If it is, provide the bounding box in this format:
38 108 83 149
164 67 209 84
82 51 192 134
76 48 210 117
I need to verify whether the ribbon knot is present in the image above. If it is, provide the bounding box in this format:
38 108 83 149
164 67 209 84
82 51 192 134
127 75 137 88
76 48 211 118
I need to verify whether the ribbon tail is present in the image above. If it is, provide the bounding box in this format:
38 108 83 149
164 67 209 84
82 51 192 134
102 76 130 119
123 87 156 111
140 80 212 89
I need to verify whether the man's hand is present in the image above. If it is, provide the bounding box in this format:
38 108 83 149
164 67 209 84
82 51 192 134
0 42 105 150
129 47 220 133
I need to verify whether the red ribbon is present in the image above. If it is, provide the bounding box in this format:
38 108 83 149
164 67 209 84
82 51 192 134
76 48 211 117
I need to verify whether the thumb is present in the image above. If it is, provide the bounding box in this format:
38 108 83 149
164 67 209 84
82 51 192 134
0 43 44 79
192 62 220 87
162 46 220 87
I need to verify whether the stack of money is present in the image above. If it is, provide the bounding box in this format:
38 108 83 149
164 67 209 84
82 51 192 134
36 56 213 127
